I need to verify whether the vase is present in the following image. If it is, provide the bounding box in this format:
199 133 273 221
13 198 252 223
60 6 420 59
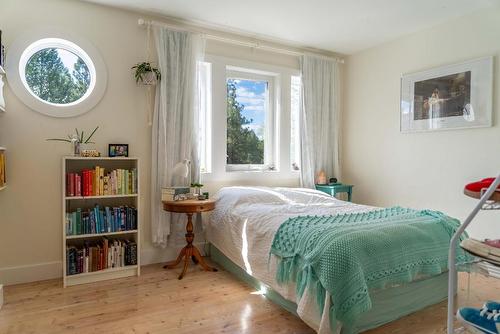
73 141 81 156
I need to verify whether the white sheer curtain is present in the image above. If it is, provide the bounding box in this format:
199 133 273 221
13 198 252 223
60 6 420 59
150 27 205 247
299 54 341 188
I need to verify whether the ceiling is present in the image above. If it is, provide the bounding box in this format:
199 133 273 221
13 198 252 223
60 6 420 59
83 0 498 54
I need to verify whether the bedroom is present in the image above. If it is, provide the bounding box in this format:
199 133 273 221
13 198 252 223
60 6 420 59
0 0 500 333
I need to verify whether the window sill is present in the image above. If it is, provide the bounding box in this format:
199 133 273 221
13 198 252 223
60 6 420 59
225 169 280 173
200 169 300 186
226 164 278 173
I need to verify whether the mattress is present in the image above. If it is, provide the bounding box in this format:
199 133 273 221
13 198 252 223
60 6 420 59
206 186 448 333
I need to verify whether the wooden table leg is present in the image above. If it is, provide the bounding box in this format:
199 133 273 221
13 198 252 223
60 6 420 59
178 246 191 280
163 246 185 269
163 212 218 279
192 246 217 272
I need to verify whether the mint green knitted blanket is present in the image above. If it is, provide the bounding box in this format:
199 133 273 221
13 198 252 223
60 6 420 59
270 207 468 327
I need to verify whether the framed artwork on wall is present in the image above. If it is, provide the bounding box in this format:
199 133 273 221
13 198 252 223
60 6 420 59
400 56 493 133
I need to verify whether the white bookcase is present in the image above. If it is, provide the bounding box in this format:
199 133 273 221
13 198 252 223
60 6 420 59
62 157 140 287
0 66 5 112
0 147 6 191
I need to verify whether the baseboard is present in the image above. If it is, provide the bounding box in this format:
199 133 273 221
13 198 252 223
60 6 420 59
0 261 62 286
141 242 208 265
0 243 208 286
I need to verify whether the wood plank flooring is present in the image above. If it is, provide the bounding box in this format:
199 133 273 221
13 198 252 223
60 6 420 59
0 260 497 333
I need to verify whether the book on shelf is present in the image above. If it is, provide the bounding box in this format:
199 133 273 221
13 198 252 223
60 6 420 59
66 205 137 236
161 187 190 201
66 238 137 276
66 166 137 197
0 150 5 187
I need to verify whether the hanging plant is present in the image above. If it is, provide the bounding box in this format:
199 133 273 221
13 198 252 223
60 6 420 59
132 62 161 85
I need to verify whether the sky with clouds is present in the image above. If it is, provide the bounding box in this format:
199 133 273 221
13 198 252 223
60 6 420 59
232 79 267 140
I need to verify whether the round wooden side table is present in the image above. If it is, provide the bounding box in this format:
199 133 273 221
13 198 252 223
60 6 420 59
162 199 218 279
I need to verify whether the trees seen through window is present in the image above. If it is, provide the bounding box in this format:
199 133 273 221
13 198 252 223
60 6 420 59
25 48 91 104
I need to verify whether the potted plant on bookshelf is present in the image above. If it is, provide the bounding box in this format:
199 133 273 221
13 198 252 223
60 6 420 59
47 126 99 156
131 62 161 85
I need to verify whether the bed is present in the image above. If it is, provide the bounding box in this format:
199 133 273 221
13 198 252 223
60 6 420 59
206 186 456 334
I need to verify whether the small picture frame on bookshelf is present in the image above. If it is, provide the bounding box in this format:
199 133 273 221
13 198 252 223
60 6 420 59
108 144 128 157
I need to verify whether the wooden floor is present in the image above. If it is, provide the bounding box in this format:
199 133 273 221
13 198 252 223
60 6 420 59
0 260 497 334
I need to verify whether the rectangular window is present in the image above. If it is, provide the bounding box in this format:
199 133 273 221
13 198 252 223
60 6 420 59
198 62 212 173
290 75 301 171
226 68 276 171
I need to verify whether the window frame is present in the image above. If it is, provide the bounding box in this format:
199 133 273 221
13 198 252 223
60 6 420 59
201 54 300 184
20 38 95 107
225 66 278 172
198 61 212 174
5 28 107 118
290 75 302 172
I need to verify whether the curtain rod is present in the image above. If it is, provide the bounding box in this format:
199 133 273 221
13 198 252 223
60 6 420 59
138 18 344 63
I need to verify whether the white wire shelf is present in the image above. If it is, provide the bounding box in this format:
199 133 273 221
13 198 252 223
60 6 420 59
479 188 500 210
448 173 500 334
457 259 500 277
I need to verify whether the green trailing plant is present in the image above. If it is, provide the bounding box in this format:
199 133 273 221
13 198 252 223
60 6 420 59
46 126 99 144
190 183 203 188
131 62 161 83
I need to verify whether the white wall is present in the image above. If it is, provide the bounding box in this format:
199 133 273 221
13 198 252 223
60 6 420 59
343 7 500 240
0 0 301 285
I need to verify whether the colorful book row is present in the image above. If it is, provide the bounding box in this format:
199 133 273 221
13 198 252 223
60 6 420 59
66 205 137 236
66 167 137 197
66 238 137 275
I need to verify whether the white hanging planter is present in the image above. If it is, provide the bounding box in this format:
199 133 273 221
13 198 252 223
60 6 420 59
132 62 161 86
141 71 157 86
131 61 161 125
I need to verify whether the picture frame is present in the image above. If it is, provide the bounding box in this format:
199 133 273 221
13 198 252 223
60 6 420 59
400 56 493 133
108 144 129 157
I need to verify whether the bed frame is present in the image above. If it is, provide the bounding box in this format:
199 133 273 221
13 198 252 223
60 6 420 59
210 244 449 333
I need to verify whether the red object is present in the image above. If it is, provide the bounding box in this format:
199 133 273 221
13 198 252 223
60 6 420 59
75 174 81 196
86 170 90 196
464 177 500 201
485 239 500 249
69 173 75 197
84 170 90 196
66 173 71 196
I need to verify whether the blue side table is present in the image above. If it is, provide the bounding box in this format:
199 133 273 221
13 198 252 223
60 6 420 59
315 183 354 202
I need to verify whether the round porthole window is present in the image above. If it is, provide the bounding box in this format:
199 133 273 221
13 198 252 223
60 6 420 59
6 30 107 117
21 39 94 106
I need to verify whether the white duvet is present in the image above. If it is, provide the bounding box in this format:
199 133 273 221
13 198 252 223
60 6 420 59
206 186 374 334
